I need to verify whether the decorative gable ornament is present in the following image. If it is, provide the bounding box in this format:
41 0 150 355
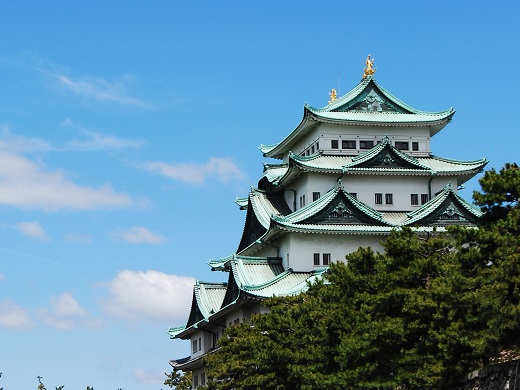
363 89 383 112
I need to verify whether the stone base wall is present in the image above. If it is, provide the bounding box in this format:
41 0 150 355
457 360 520 390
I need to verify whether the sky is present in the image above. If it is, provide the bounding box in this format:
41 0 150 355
0 1 518 389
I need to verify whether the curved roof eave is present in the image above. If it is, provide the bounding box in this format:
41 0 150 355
261 112 317 159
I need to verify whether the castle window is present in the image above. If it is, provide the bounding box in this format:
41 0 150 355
313 192 321 201
212 332 218 348
194 374 199 387
316 141 319 149
421 194 429 204
411 194 419 205
311 145 315 154
395 142 409 150
331 140 339 149
300 195 306 208
375 193 383 204
313 253 320 266
201 373 206 386
385 193 393 204
192 340 197 353
412 142 419 151
342 140 356 149
198 337 202 351
360 140 374 149
323 253 331 266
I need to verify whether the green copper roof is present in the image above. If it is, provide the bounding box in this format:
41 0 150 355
261 78 455 159
404 183 482 226
272 181 389 226
263 138 487 188
222 255 327 303
236 182 481 254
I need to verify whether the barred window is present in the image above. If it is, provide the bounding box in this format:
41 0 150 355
342 140 356 149
411 194 419 205
421 194 429 205
395 142 409 150
323 253 331 266
375 193 383 204
385 193 393 205
360 140 374 149
331 140 339 149
313 253 320 266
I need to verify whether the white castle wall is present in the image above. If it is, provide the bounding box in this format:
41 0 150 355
279 232 386 272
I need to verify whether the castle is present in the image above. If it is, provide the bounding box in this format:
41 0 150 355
168 57 488 388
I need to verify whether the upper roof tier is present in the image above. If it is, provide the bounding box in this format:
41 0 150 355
261 76 455 160
258 136 488 189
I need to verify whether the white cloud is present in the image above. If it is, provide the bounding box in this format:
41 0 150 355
0 124 54 152
45 70 149 107
65 129 145 152
0 123 144 153
141 157 246 185
99 270 194 325
38 292 101 330
0 300 36 331
109 226 166 244
0 151 135 211
16 221 49 241
133 368 165 384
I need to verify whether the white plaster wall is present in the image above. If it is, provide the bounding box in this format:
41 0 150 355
283 173 453 213
284 172 340 212
190 330 204 359
285 122 434 159
225 309 243 328
343 175 432 211
432 175 459 195
280 232 385 272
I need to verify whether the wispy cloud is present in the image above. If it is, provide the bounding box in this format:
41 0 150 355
16 221 50 241
0 123 54 153
38 293 102 330
99 270 194 325
140 157 246 185
0 300 36 331
0 151 136 211
109 227 167 244
0 123 144 153
66 129 145 152
43 69 150 108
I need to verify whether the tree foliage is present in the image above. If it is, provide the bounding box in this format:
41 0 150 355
203 163 520 389
164 369 192 389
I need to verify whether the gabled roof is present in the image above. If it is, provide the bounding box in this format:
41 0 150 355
261 77 455 159
171 255 326 339
168 281 227 338
404 183 482 226
219 255 326 308
236 188 292 253
273 181 389 227
263 136 488 188
238 182 482 256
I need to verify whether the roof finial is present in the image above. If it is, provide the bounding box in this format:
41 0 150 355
328 88 337 104
362 54 376 79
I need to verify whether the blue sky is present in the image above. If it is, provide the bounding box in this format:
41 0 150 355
0 1 518 389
